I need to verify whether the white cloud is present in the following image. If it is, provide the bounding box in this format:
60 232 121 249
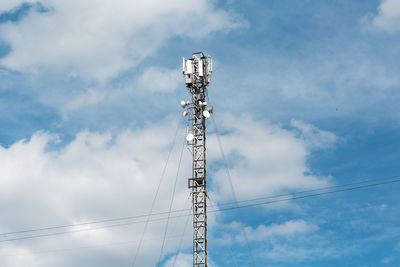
381 257 393 264
265 243 338 262
0 113 335 266
0 245 58 267
0 68 8 76
0 120 192 266
0 0 244 82
362 0 400 34
138 67 181 93
208 114 331 202
163 253 218 267
221 220 340 263
0 1 36 14
231 220 318 243
277 55 399 108
245 220 318 241
163 253 191 267
65 89 105 110
222 46 400 123
291 119 337 149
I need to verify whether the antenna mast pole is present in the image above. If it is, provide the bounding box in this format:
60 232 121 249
181 52 213 267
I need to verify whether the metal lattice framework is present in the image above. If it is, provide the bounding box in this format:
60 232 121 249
182 52 213 267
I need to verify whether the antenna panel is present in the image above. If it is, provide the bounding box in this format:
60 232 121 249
199 59 204 77
186 60 193 74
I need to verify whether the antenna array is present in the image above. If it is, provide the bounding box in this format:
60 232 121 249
181 52 213 267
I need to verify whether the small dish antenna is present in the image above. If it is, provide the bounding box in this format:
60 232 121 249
202 110 210 118
186 133 194 141
202 106 213 118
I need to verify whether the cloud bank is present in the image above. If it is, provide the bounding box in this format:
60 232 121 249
362 0 400 34
0 0 244 82
0 114 335 266
208 114 333 202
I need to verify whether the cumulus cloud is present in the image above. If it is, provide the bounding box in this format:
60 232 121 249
221 219 338 263
244 220 319 241
138 67 181 93
208 114 332 202
0 1 36 14
362 0 400 34
162 253 192 267
65 89 105 110
221 44 400 124
162 253 218 267
265 243 338 262
0 120 192 267
0 114 334 266
0 0 244 82
0 245 53 267
291 119 337 149
228 220 318 244
381 257 393 264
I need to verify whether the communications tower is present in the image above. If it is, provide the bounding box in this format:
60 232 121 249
181 52 213 267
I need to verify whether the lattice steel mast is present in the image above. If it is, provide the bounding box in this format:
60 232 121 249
181 52 213 267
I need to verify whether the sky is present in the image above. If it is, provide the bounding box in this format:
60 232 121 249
0 0 400 266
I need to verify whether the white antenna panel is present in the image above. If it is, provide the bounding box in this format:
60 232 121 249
199 59 204 77
186 60 193 74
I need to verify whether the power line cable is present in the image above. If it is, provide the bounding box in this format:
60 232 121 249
0 179 400 258
208 195 239 267
2 179 400 257
0 176 400 242
0 214 186 243
3 232 192 258
0 179 400 243
172 201 192 267
166 194 191 245
207 96 255 267
2 175 399 237
131 119 181 267
217 174 400 207
158 138 185 265
211 177 400 213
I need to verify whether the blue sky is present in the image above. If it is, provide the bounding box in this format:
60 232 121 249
0 0 399 266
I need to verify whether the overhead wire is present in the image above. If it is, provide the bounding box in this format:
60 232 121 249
208 195 239 267
211 177 400 213
2 231 192 258
3 178 399 259
216 174 400 207
171 200 192 267
0 213 188 243
157 138 186 264
207 93 255 267
2 178 400 257
2 175 400 238
167 194 191 244
1 176 400 244
131 119 181 267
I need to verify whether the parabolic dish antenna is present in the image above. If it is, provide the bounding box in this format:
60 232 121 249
202 110 210 118
186 133 194 141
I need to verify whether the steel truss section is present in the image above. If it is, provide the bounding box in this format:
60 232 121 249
188 84 208 267
183 52 212 267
